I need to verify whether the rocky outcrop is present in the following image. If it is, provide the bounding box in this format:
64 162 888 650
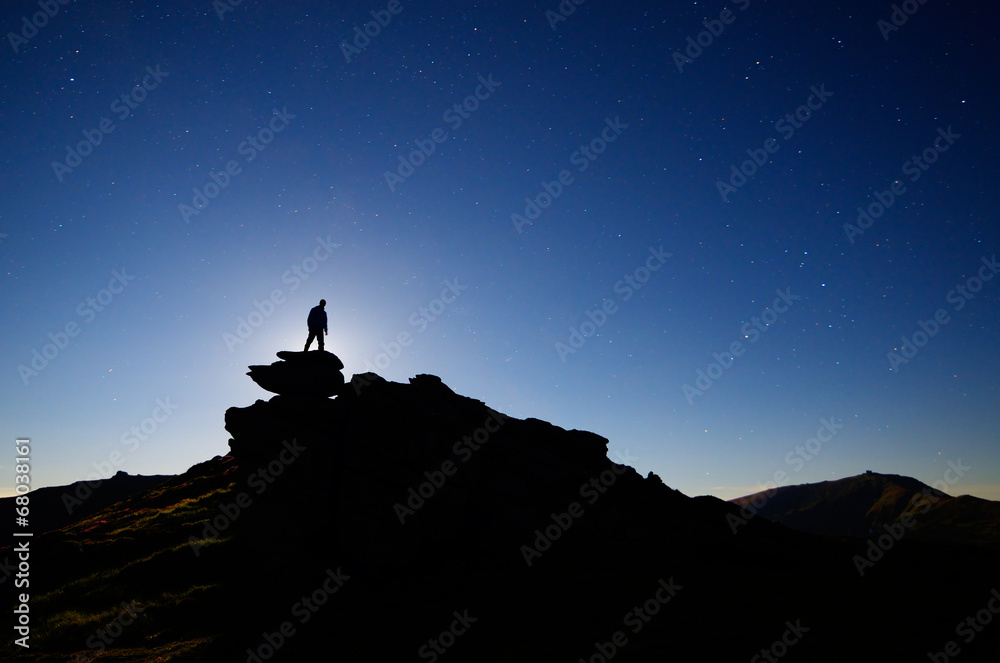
15 354 1000 663
246 350 345 397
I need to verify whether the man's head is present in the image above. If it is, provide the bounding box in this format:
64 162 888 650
319 299 326 307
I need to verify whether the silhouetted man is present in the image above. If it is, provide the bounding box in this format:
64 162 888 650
304 299 328 351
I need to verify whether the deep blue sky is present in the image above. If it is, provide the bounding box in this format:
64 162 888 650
3 0 999 501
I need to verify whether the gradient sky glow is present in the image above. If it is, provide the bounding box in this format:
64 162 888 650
3 0 999 502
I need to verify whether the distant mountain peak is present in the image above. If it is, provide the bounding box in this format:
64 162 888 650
730 471 998 547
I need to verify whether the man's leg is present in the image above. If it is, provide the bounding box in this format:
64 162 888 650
318 332 325 352
305 329 317 351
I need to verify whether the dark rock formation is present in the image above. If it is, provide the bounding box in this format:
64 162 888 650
246 349 345 397
10 359 1000 663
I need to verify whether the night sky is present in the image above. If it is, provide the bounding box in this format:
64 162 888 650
3 0 999 502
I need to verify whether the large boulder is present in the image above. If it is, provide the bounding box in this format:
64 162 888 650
247 350 345 397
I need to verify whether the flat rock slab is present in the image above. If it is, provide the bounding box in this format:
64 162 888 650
275 350 345 370
248 350 345 397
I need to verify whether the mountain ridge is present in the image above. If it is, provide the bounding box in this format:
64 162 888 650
3 353 999 662
730 470 1000 548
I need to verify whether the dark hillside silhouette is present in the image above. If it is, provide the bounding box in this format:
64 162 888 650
4 352 999 662
732 472 1000 548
